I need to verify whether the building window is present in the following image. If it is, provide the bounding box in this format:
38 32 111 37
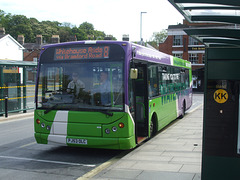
202 54 205 64
173 53 183 59
188 37 198 45
173 35 183 46
33 57 38 62
189 53 199 64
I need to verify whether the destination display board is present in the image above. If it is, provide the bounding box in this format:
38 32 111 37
54 46 110 60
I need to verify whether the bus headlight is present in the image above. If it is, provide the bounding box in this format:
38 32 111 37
105 128 110 134
112 126 117 132
41 123 45 128
46 125 51 131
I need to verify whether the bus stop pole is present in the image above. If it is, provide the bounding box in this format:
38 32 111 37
0 67 3 115
5 96 8 118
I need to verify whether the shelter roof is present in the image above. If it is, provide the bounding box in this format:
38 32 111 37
168 0 240 47
0 60 37 67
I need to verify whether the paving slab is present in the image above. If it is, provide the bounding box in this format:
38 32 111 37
137 171 195 180
89 103 203 180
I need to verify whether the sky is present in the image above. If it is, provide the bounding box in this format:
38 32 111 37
0 0 184 41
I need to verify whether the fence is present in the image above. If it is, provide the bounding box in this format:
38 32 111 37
0 60 37 116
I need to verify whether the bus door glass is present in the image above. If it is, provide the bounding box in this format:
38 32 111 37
130 63 149 140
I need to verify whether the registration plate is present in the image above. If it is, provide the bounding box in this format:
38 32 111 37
66 138 88 145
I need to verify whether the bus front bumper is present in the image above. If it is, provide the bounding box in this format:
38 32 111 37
34 133 136 150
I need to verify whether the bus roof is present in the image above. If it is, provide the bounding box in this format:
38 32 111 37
41 40 191 69
131 42 191 69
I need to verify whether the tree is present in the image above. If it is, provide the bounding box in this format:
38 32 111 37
71 26 87 40
39 21 60 42
0 10 6 27
94 30 106 40
152 30 167 43
7 15 34 42
148 30 167 49
59 26 71 42
79 22 94 35
0 9 116 43
0 10 11 29
0 9 5 22
29 18 43 37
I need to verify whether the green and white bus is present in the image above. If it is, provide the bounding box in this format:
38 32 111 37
34 40 192 149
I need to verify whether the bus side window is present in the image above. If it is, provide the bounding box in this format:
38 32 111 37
166 67 171 93
180 69 190 90
168 83 174 93
185 69 189 88
173 67 181 91
180 69 185 90
148 65 158 97
158 66 167 95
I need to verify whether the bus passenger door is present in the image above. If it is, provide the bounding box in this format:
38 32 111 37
130 63 149 144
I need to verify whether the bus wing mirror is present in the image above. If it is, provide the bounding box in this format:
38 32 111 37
130 68 138 79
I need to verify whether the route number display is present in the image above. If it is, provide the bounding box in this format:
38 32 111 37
54 46 110 60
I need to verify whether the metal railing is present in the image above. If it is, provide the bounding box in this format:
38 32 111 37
0 84 35 117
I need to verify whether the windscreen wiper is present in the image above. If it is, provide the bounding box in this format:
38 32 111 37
99 110 113 117
44 104 60 114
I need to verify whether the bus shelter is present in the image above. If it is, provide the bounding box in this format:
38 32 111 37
0 60 37 115
168 1 240 179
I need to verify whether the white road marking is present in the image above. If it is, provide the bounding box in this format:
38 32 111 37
0 155 96 167
18 142 36 148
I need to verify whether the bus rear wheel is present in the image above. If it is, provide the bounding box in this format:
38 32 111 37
179 101 186 119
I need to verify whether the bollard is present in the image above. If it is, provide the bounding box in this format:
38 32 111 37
5 96 8 118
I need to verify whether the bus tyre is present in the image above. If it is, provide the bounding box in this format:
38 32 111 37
150 117 156 138
179 101 186 119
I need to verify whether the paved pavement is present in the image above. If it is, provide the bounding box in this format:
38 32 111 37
1 95 203 180
0 110 34 122
83 104 203 180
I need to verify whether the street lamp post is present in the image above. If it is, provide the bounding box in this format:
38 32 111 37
140 12 147 43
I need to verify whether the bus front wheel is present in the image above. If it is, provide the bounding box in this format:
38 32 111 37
150 115 157 138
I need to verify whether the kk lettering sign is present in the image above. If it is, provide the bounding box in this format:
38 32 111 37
214 89 228 104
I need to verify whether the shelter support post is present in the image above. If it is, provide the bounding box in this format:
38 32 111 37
202 47 240 180
23 67 27 113
0 67 3 116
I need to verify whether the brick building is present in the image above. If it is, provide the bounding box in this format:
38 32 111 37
159 20 231 91
19 35 63 81
21 35 62 62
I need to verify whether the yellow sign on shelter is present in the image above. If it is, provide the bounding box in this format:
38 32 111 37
214 89 228 104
